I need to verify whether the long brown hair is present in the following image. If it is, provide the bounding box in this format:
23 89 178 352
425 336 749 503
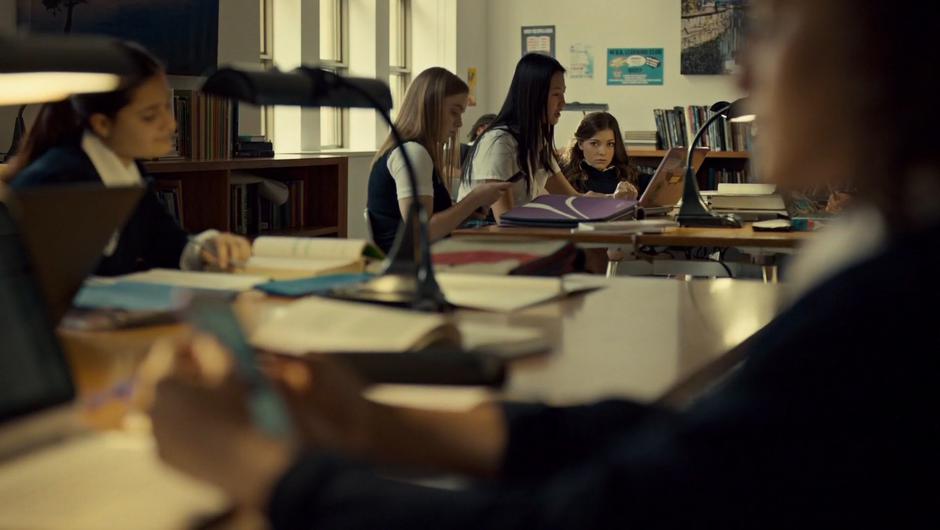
3 41 163 180
374 67 469 184
561 112 636 190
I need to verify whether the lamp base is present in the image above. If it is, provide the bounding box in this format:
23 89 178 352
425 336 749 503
328 273 451 312
677 211 743 228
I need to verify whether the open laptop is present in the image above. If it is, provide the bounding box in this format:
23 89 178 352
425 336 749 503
637 147 709 216
0 187 226 528
2 184 144 324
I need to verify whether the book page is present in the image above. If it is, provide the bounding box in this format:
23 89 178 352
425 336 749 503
244 256 358 273
252 237 370 261
436 273 565 312
250 297 452 354
119 269 267 291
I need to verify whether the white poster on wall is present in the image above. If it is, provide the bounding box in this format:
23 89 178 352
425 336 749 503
568 44 594 79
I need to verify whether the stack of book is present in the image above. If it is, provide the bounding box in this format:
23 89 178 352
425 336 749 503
702 183 787 221
235 135 275 158
172 89 234 160
623 130 658 151
652 105 754 152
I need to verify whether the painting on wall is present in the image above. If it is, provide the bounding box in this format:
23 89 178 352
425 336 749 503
17 0 219 76
681 0 749 75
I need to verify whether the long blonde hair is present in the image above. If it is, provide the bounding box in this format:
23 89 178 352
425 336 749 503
374 67 469 185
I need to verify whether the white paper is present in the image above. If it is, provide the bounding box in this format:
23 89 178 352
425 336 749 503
250 296 449 354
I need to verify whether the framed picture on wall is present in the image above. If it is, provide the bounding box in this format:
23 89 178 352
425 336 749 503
521 26 556 58
681 0 749 75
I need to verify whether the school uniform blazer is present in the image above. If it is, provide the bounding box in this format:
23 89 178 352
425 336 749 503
267 221 940 529
10 144 188 276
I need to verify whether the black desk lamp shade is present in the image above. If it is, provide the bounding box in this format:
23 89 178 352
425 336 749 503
0 35 138 162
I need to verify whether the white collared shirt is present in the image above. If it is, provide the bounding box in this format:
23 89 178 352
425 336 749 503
80 131 215 269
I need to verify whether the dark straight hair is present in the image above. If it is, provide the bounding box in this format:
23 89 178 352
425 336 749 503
3 41 164 180
464 54 566 191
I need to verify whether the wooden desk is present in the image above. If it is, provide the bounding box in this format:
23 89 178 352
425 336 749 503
61 277 783 409
452 224 810 249
452 224 810 281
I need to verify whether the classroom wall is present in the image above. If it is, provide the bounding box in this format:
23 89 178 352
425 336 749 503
481 0 744 147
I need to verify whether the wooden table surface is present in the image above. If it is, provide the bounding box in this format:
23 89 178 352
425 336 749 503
60 276 784 412
452 223 811 249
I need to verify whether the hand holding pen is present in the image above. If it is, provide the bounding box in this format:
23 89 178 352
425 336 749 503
190 233 253 271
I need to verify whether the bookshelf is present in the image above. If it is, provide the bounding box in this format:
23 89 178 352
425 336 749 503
143 155 348 238
628 149 750 160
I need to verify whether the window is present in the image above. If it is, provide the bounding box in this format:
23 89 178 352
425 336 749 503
260 0 274 139
320 0 348 148
388 0 411 121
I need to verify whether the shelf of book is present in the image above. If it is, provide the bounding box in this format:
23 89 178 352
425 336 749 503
142 156 348 239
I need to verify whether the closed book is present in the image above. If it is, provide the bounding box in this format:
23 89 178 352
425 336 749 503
234 150 275 158
235 141 274 151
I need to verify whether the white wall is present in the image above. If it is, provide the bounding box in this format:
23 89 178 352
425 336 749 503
482 0 744 147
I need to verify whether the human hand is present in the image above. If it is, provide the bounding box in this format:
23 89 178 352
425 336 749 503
200 233 252 271
583 191 607 198
612 180 639 200
265 356 377 457
825 192 852 214
468 182 512 213
144 335 294 510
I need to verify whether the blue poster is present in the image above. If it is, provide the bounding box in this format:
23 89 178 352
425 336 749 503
607 48 664 86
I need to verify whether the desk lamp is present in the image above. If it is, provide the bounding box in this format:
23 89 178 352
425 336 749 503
202 66 448 312
676 98 756 228
1 35 137 162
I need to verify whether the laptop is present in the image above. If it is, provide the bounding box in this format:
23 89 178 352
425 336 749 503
0 188 226 528
637 147 709 216
2 184 144 324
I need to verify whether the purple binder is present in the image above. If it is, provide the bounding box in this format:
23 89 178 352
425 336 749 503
500 195 638 228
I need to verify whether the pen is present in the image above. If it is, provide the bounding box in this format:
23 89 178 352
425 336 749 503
189 235 247 270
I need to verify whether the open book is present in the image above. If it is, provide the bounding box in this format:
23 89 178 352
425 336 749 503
250 296 547 356
243 237 384 279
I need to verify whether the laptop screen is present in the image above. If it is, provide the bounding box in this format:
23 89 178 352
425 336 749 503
0 203 74 423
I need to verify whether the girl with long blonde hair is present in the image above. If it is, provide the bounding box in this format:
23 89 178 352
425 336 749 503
367 67 508 253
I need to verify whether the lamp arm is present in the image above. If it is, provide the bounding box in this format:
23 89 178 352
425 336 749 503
679 105 729 217
330 75 445 311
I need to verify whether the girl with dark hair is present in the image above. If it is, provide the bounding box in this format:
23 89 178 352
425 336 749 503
458 54 631 220
561 112 639 198
368 68 509 253
4 41 250 275
459 113 497 166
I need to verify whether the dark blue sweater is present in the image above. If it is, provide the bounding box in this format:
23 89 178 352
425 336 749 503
10 144 188 276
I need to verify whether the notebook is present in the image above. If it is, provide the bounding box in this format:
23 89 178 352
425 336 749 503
500 195 638 228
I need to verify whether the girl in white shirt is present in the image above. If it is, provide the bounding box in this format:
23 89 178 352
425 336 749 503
459 54 631 220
